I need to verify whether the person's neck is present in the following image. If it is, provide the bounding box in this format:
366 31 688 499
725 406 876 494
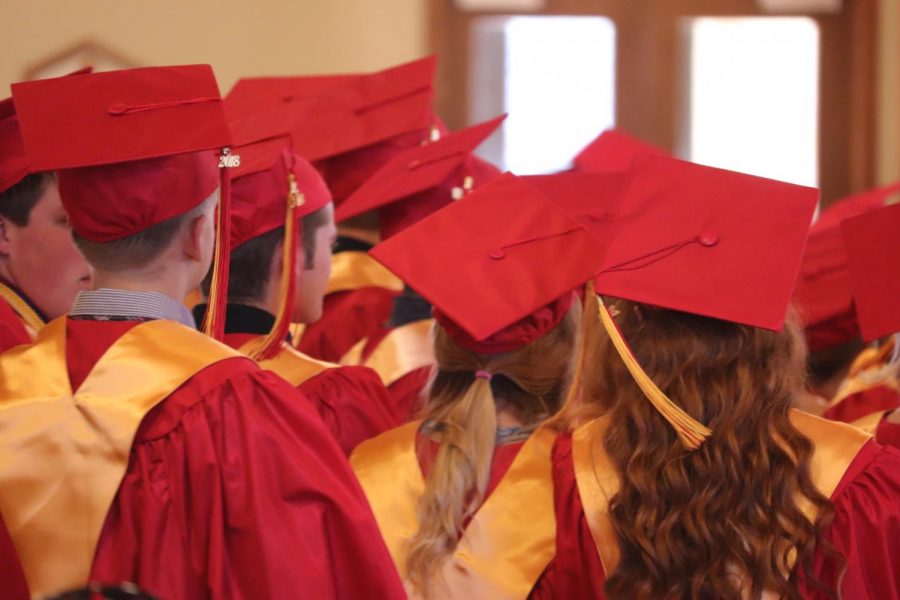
91 270 190 303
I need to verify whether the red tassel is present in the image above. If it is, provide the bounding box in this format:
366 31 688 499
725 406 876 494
202 149 234 341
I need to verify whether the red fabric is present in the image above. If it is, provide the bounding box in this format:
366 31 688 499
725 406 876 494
433 292 574 354
823 384 900 424
796 441 900 598
596 155 819 331
529 433 605 599
841 202 900 341
371 173 607 343
224 331 399 455
297 287 398 362
59 319 405 599
0 510 29 600
876 415 900 449
0 98 29 194
572 128 668 174
0 299 31 353
387 367 431 422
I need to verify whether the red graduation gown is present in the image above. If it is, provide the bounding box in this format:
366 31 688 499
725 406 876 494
539 434 900 599
0 511 29 600
0 298 30 353
223 331 399 455
57 320 407 599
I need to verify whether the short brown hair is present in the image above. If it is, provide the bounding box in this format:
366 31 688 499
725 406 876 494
74 194 216 272
0 172 55 226
202 204 332 302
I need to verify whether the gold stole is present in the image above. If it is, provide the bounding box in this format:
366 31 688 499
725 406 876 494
0 318 244 598
325 251 404 296
351 422 558 600
238 336 335 386
0 281 44 338
828 341 899 409
341 320 435 385
573 409 872 575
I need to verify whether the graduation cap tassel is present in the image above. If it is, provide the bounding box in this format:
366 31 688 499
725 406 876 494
597 296 712 450
203 149 235 341
251 172 304 361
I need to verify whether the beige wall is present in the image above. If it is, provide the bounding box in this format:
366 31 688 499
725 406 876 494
0 0 428 94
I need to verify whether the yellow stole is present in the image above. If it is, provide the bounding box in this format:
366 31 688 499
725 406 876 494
325 251 404 296
0 318 245 598
341 320 435 385
351 422 558 600
573 409 872 575
828 341 899 409
238 336 335 386
0 281 44 338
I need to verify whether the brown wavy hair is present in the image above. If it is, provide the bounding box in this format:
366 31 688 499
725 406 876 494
405 305 578 597
579 298 842 600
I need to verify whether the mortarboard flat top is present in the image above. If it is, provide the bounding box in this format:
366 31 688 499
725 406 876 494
0 98 28 195
840 202 900 341
10 65 231 242
595 155 819 331
12 64 231 171
377 153 502 240
815 181 900 230
335 115 505 223
572 128 668 174
523 171 627 241
224 57 436 162
370 172 608 343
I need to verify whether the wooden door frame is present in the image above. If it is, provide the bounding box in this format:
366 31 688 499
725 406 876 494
429 0 879 204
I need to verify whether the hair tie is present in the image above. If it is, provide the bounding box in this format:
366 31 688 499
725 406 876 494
475 370 493 381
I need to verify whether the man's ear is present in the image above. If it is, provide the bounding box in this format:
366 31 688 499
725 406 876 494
0 216 14 256
183 213 210 262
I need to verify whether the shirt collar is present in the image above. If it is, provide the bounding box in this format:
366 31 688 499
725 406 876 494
71 288 196 329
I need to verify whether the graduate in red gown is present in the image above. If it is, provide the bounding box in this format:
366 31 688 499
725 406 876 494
336 116 505 421
548 155 900 599
350 173 610 598
793 183 900 410
226 58 441 362
0 93 91 351
822 202 900 446
0 66 404 600
191 108 398 454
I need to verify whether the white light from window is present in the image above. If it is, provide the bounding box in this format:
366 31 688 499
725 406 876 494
685 17 820 186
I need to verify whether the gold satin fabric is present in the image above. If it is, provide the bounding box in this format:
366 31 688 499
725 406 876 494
573 408 872 576
351 422 558 600
828 341 899 409
341 319 435 385
0 281 43 338
325 251 404 296
238 336 335 387
0 318 242 598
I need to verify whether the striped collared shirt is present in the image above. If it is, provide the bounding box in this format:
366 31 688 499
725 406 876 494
70 288 196 329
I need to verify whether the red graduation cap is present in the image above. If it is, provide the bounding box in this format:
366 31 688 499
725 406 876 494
370 172 608 352
11 64 235 339
522 171 627 241
0 98 28 195
572 128 668 174
816 181 900 230
335 115 504 223
0 68 93 194
227 109 333 359
791 219 859 351
588 155 817 451
841 202 900 341
377 154 502 241
595 155 819 331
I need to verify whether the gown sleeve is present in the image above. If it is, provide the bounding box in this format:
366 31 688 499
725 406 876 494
299 365 400 455
89 359 406 600
797 441 900 599
297 287 398 363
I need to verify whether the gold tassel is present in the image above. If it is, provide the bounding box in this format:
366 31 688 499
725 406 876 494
250 172 304 361
597 296 712 450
